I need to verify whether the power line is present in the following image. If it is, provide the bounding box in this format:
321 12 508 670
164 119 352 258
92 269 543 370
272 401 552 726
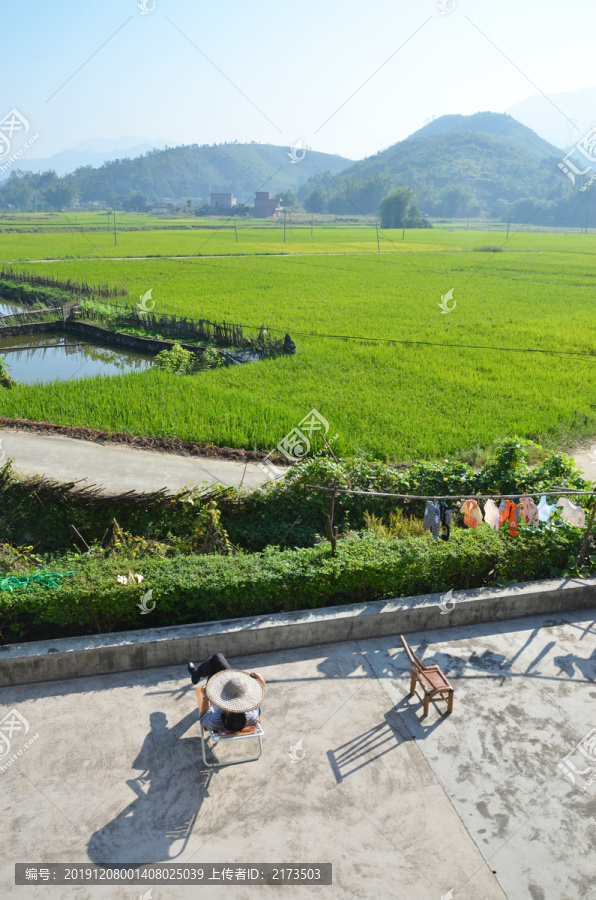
306 485 596 501
255 326 596 362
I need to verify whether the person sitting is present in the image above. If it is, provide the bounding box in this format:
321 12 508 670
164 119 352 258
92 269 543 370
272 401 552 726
188 653 265 734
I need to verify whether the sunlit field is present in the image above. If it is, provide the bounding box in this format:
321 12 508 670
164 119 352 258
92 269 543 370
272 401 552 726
1 219 595 461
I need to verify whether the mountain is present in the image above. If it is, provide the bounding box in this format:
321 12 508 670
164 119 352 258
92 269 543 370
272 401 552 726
507 88 596 151
405 112 561 161
299 113 566 218
2 143 353 203
4 137 167 179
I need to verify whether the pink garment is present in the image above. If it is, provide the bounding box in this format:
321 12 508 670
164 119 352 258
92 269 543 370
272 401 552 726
520 494 539 527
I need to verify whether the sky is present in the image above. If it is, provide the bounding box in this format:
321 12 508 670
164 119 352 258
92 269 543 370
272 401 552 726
2 0 596 162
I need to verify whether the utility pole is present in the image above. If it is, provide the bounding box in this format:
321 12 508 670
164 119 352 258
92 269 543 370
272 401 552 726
289 211 293 235
506 213 511 240
585 209 589 234
376 222 380 253
107 211 111 231
234 219 238 243
283 210 286 243
114 210 117 246
402 224 405 241
311 214 313 237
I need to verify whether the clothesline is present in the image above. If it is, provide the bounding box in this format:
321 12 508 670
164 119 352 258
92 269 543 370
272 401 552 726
305 485 596 501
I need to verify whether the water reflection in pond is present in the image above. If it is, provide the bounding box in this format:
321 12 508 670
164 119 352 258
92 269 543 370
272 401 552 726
0 331 154 384
0 298 28 317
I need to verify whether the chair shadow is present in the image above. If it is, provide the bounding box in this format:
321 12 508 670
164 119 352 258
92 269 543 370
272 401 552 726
326 708 413 783
88 709 212 864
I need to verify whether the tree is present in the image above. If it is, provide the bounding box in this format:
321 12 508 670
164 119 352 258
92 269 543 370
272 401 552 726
379 187 415 228
1 172 35 210
279 190 297 208
44 179 78 211
304 188 326 213
122 190 148 212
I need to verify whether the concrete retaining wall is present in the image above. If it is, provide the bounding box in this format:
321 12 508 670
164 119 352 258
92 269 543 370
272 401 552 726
64 320 202 356
0 320 263 364
1 576 595 685
0 321 59 338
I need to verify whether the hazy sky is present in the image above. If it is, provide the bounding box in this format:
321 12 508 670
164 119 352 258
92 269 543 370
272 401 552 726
4 0 596 160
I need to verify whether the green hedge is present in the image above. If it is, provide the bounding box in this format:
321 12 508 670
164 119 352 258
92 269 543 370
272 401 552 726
0 520 586 644
0 438 590 556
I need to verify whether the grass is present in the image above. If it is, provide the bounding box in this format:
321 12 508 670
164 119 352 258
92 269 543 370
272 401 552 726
0 216 585 260
2 228 596 460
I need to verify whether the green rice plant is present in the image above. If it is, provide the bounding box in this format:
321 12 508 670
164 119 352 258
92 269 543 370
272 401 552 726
2 232 596 460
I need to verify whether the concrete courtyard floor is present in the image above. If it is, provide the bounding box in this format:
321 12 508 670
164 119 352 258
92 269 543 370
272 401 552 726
2 608 596 900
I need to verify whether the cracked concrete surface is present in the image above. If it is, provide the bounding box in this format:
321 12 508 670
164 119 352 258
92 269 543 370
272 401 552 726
2 608 596 898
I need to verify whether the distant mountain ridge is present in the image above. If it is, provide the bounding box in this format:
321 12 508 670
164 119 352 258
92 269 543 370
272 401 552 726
2 113 592 226
405 112 561 160
298 112 567 218
2 143 354 203
4 136 167 179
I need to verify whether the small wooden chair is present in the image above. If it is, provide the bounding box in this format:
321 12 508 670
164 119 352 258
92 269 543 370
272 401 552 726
196 685 263 768
399 634 454 717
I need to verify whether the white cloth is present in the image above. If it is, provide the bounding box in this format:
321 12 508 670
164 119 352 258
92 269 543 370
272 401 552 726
537 496 557 522
484 499 500 530
557 498 586 527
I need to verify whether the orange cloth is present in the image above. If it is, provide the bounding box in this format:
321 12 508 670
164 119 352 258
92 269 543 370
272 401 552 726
498 500 520 536
460 499 483 529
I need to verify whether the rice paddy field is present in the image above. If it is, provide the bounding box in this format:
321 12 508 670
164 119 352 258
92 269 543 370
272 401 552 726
1 217 595 462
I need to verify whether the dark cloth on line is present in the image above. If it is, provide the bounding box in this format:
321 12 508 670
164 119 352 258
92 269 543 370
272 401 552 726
423 500 452 541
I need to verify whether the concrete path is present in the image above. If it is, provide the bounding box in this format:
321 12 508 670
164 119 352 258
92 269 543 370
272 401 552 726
0 426 594 497
569 442 596 485
0 428 269 493
2 608 596 898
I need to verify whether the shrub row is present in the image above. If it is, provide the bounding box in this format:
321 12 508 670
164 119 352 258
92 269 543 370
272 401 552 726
0 520 587 644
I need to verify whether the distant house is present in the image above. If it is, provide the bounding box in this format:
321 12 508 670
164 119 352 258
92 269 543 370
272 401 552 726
252 191 282 218
150 204 174 215
210 192 237 211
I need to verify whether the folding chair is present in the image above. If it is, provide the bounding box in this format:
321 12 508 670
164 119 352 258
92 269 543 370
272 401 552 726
196 685 264 768
399 634 454 717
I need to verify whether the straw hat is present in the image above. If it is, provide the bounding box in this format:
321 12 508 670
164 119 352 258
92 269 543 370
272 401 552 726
205 669 264 713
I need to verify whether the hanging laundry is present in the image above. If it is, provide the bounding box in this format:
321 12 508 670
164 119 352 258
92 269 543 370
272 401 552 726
557 498 586 527
498 499 520 536
520 493 539 527
484 498 500 530
460 499 483 530
423 500 441 540
424 501 453 541
438 501 452 542
537 496 557 523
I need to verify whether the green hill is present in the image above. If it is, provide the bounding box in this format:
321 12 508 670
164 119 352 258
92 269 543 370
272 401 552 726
406 112 561 161
18 143 353 206
299 113 569 219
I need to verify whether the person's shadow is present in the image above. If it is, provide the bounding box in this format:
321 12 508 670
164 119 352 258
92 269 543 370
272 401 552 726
88 710 211 864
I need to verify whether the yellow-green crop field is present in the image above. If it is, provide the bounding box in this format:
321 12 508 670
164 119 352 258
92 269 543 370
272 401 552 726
1 219 595 461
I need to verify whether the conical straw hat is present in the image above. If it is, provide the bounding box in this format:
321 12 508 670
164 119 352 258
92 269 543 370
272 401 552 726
205 669 264 712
